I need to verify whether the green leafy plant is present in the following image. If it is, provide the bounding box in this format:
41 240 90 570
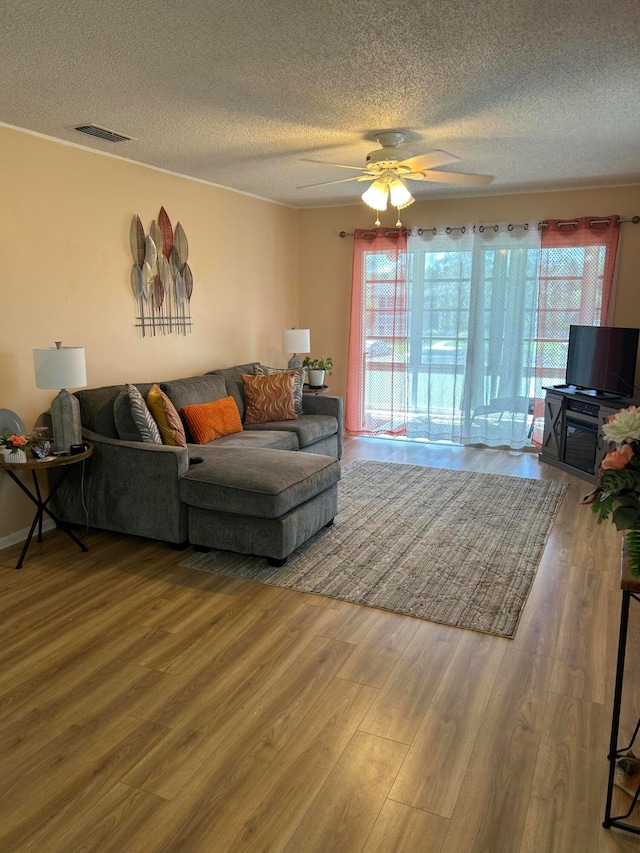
586 450 640 528
302 356 333 375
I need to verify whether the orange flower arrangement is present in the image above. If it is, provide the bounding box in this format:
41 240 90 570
584 406 640 575
0 428 50 458
0 432 30 451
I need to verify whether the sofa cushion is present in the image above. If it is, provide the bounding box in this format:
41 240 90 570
243 414 337 448
196 429 298 450
114 384 163 444
147 384 187 447
182 397 242 443
256 364 305 414
160 374 228 441
161 374 228 412
180 447 341 518
206 363 259 420
242 373 297 424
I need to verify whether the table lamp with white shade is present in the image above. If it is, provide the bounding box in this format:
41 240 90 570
33 342 87 452
281 328 310 369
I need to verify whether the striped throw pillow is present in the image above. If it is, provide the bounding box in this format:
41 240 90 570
127 384 162 444
114 384 162 444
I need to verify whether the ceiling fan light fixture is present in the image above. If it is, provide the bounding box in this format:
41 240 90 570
361 179 389 211
389 177 415 210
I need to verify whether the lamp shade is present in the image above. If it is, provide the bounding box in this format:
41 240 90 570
281 328 310 355
34 343 87 389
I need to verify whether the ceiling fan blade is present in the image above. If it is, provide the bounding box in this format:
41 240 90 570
407 169 494 187
300 158 365 171
396 150 461 172
297 175 375 189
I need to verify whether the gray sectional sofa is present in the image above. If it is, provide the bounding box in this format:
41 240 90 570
48 362 343 564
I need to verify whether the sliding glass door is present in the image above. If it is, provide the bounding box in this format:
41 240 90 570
346 218 619 450
405 225 541 448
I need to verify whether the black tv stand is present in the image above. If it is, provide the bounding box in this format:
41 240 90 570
540 387 637 483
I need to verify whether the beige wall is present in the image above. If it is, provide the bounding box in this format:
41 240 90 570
0 124 299 540
298 185 640 401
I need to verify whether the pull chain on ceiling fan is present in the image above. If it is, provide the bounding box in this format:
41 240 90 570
298 131 494 225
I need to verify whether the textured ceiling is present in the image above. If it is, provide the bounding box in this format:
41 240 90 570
2 0 640 207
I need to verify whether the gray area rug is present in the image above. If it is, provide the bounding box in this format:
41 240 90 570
180 461 567 638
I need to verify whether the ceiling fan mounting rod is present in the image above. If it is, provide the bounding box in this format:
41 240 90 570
375 131 406 148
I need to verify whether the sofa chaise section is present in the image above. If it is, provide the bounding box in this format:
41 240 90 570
181 447 340 563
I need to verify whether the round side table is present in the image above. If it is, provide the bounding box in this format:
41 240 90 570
0 443 93 569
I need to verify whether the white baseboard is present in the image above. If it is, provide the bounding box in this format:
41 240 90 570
0 519 56 551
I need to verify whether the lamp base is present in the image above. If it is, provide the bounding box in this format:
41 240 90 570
50 389 82 453
287 354 303 369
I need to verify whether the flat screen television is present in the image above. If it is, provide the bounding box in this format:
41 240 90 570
565 325 639 398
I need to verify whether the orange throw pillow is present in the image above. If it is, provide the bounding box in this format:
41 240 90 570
241 372 297 424
182 397 243 443
147 384 187 447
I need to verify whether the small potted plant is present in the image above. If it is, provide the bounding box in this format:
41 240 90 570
0 427 51 463
1 431 31 463
302 356 333 388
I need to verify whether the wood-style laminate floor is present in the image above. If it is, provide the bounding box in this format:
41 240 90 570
1 437 639 852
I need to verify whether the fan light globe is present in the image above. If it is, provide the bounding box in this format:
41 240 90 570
361 180 389 211
389 178 415 210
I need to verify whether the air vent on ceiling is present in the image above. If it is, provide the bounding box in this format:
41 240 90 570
73 123 132 143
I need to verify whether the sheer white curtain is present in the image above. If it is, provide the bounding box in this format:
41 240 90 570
406 223 542 448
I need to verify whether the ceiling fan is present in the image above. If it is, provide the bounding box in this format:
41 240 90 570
298 131 494 225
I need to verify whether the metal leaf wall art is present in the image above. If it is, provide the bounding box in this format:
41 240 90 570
129 206 194 336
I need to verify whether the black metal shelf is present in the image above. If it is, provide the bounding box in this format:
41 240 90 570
604 542 640 834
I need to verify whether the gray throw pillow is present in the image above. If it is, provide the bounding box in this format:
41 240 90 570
256 364 304 414
114 384 162 444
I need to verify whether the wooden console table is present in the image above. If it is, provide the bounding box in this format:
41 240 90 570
0 443 93 570
604 540 640 833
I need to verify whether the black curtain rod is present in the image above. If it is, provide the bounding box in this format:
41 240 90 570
339 215 640 238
